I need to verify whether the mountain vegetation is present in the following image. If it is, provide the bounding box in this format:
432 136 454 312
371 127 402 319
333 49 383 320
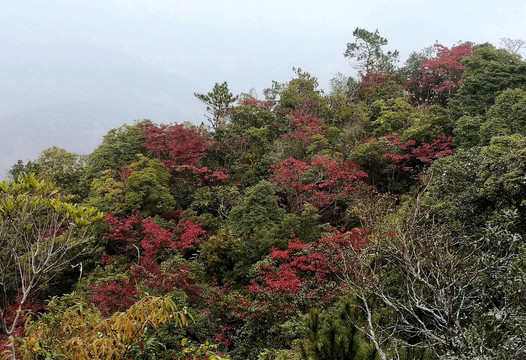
1 30 526 359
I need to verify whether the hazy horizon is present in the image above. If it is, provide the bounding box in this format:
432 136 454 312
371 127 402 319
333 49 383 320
1 0 525 177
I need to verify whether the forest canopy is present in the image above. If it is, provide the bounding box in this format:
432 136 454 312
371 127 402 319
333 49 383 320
2 30 526 360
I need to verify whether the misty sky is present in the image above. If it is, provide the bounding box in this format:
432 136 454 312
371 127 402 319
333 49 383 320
1 0 525 177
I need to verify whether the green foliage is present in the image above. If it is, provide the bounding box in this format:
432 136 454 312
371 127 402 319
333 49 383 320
453 115 483 148
359 74 403 104
479 88 526 144
426 134 526 232
343 198 525 358
344 28 399 74
328 73 361 106
258 348 297 360
231 103 279 135
477 135 526 210
191 185 241 220
87 155 176 217
325 92 357 129
328 102 369 153
453 43 526 116
424 147 483 229
455 209 526 359
349 139 401 192
298 301 375 360
195 81 238 130
87 169 126 215
234 126 277 186
282 204 329 243
200 202 328 285
273 68 327 116
8 160 40 181
177 338 229 360
197 180 289 284
123 155 176 217
200 224 239 283
83 121 151 189
401 105 453 142
0 174 102 357
9 146 86 201
368 98 416 136
208 101 281 187
228 180 287 283
229 180 284 237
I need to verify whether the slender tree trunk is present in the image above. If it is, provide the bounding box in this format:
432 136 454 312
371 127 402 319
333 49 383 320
360 294 387 360
8 335 16 360
5 287 30 360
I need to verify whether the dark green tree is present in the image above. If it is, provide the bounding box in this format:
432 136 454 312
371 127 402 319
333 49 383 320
9 147 86 201
194 82 238 131
453 43 526 116
272 68 327 116
344 28 399 75
425 134 526 233
122 155 176 217
227 180 287 284
479 88 526 144
452 115 483 148
83 121 151 191
300 302 375 360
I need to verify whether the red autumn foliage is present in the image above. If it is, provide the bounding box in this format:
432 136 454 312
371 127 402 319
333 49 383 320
296 98 322 117
103 213 142 244
238 96 276 110
140 122 230 185
103 213 207 256
90 214 206 315
382 133 455 173
90 259 203 316
174 218 208 252
140 218 176 259
133 258 202 299
203 228 370 351
405 43 473 104
89 279 138 316
248 228 370 312
270 155 368 212
171 164 229 187
140 123 210 167
282 113 327 142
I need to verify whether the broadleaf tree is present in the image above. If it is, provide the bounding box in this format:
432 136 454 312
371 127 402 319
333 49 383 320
0 173 103 359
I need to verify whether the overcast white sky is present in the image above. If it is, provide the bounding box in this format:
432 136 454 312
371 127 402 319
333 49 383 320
1 0 525 176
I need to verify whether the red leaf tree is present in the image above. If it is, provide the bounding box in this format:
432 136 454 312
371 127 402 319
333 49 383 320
140 123 209 167
140 122 229 186
270 155 368 214
382 133 455 174
405 43 473 105
248 228 370 313
90 214 206 315
282 113 327 143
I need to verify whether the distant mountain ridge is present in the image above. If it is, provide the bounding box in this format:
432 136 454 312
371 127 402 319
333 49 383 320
0 42 204 178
